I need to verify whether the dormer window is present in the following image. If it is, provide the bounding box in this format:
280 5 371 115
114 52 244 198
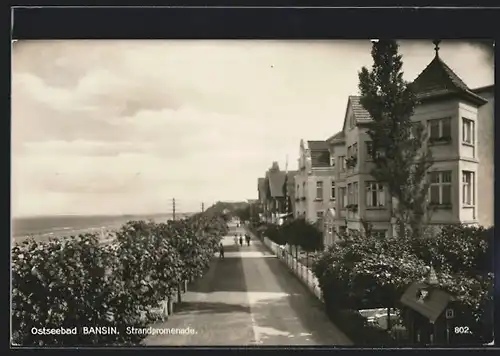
330 155 336 167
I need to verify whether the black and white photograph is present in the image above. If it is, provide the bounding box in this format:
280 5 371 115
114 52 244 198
11 39 494 347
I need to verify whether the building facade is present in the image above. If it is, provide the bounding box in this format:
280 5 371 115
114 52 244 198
294 140 336 225
325 47 493 240
257 162 296 224
472 85 494 228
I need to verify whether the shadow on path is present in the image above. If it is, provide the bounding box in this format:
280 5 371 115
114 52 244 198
175 301 251 315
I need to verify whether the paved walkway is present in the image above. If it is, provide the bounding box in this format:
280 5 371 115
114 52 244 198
142 223 352 346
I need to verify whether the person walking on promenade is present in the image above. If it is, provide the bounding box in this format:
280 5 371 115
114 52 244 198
245 234 250 246
234 234 239 246
239 234 243 246
219 243 225 260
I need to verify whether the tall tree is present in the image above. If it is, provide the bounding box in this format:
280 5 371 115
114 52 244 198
358 40 433 239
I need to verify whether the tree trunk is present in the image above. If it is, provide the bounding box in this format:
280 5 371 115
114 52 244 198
387 306 392 331
295 245 299 271
177 283 182 303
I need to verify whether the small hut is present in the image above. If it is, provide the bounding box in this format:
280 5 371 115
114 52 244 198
400 267 456 345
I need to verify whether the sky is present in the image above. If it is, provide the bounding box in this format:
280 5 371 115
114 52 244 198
11 40 494 217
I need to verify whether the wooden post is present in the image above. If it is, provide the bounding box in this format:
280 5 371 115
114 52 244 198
167 296 173 315
387 306 392 331
446 319 450 345
177 283 182 303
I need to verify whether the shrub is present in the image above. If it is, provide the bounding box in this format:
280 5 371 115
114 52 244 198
313 224 494 345
313 231 427 311
11 214 227 346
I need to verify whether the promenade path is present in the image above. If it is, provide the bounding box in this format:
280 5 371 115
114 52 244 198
142 223 351 346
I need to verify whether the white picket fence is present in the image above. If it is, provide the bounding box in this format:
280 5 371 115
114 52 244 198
261 236 323 302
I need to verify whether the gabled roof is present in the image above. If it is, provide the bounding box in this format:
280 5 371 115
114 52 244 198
341 95 372 133
326 130 345 146
267 170 286 197
327 130 344 141
340 49 488 134
400 282 455 323
411 54 487 106
307 140 329 151
349 96 372 123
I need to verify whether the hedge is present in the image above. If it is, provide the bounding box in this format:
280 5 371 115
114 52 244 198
312 224 493 345
313 225 493 344
11 214 227 346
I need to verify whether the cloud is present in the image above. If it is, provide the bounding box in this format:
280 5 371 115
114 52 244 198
11 40 494 216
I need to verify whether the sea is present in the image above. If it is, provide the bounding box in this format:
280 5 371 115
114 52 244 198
11 213 192 244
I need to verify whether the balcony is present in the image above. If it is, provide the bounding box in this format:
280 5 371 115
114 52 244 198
429 136 452 145
346 204 358 213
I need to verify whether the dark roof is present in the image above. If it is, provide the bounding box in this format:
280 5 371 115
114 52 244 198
307 140 329 150
411 54 487 106
327 130 345 141
267 170 286 197
349 96 372 123
400 282 455 323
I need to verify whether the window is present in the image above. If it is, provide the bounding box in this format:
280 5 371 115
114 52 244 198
331 181 336 200
366 182 385 207
462 118 474 145
330 155 336 167
317 211 324 220
372 230 387 239
340 187 347 208
409 122 420 139
316 181 324 200
429 118 451 142
347 183 352 204
351 182 358 205
339 156 346 172
462 171 475 206
347 146 352 158
339 226 347 235
366 141 374 160
366 141 382 160
297 184 300 196
352 143 358 158
429 171 452 206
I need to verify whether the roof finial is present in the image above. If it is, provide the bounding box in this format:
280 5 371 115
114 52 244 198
433 39 441 57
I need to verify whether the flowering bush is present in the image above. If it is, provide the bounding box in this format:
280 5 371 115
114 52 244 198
11 214 227 346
